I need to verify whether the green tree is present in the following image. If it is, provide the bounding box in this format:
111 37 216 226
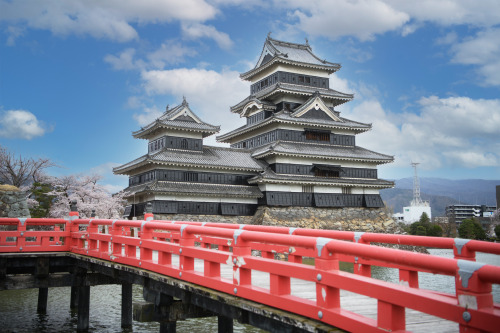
416 225 427 236
495 224 500 239
428 224 443 237
29 182 54 218
419 212 430 226
458 218 486 240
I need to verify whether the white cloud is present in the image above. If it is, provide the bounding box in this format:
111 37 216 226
0 109 48 139
5 25 24 46
104 48 142 70
104 42 196 71
448 28 500 86
386 0 500 27
181 23 233 50
139 67 249 142
133 105 164 127
1 0 218 42
280 0 409 41
342 95 500 171
147 41 197 67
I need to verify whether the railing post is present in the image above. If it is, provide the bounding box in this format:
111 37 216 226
68 200 81 250
179 224 195 273
110 220 122 257
352 232 371 277
232 230 251 289
377 300 405 331
454 238 476 261
399 269 419 288
455 260 493 333
16 217 27 252
315 238 340 312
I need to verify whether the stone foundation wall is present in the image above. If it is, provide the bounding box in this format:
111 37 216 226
0 185 31 218
153 206 398 233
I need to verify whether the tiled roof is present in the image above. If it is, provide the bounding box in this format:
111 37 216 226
132 100 220 139
122 180 263 198
248 168 394 188
241 36 341 80
217 110 370 142
251 141 394 163
113 145 265 174
230 83 353 113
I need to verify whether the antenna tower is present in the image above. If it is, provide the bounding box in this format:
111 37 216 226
411 162 423 206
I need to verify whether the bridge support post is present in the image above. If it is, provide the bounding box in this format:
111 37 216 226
218 316 233 333
37 287 48 313
77 285 90 332
70 286 79 310
121 283 133 328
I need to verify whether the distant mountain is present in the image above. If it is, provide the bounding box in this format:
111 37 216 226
380 178 499 217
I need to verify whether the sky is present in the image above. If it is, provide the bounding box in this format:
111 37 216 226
1 0 499 193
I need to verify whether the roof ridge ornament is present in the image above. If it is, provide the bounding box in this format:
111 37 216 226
182 96 188 106
165 104 169 111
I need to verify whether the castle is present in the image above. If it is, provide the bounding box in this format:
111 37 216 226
113 36 394 220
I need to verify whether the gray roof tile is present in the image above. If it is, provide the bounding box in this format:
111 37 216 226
217 110 370 142
251 141 394 163
249 168 394 188
123 180 263 198
241 37 341 80
113 146 265 174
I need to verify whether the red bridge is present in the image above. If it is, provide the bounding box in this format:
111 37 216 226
1 209 499 332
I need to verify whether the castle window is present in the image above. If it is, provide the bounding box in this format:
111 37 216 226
302 185 313 193
183 172 198 182
242 142 247 148
342 187 351 194
181 139 188 149
305 129 330 141
314 164 341 178
298 76 304 83
305 77 310 84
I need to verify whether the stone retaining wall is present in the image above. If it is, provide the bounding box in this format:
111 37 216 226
0 185 31 218
154 206 398 233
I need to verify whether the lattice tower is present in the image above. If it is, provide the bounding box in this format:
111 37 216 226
411 162 424 206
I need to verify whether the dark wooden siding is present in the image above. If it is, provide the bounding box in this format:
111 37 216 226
260 192 314 207
314 194 344 207
130 170 254 186
149 136 202 153
269 163 377 179
231 129 355 149
364 194 384 208
261 192 384 208
147 200 257 216
250 71 329 94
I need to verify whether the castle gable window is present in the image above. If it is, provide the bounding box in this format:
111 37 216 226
305 129 330 142
313 164 342 178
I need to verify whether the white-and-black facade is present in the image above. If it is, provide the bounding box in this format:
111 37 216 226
114 36 394 218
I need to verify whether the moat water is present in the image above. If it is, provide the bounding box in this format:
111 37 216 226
0 249 498 332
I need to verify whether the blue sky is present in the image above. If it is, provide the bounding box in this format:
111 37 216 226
1 0 499 192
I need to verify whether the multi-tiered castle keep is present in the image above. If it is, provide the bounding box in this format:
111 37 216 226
114 36 394 220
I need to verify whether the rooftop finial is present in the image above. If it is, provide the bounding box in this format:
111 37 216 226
165 104 169 111
305 37 309 45
182 96 188 106
267 31 272 39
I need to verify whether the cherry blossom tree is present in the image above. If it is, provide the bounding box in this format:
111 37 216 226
0 145 55 187
47 174 126 219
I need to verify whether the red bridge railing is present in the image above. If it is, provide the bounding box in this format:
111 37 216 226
1 213 499 332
